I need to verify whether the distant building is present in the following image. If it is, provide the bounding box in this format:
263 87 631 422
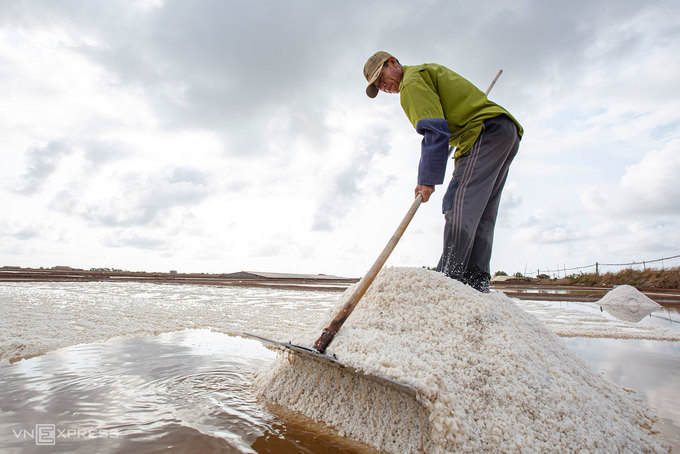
170 270 178 274
220 271 350 280
490 275 532 283
52 266 84 271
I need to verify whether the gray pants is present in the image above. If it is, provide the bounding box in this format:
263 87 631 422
436 115 520 284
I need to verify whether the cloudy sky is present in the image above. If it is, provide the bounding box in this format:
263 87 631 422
2 0 679 277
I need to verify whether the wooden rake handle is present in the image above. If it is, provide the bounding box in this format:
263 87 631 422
314 194 423 353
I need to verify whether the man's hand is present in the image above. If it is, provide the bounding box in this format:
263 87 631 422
415 184 435 202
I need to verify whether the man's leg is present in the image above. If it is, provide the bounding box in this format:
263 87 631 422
436 124 493 282
436 116 520 288
466 117 520 291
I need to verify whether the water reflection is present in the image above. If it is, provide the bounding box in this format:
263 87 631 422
517 298 680 337
563 337 680 451
510 288 573 294
600 304 659 323
0 330 368 453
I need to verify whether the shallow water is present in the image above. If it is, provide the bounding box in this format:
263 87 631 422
0 281 338 363
1 282 679 452
0 330 370 453
563 337 680 451
515 298 680 340
534 299 680 329
2 332 678 453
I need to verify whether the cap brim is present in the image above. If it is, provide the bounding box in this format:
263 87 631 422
365 62 384 98
366 84 379 98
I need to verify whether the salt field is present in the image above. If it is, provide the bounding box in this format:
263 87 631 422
1 271 679 452
0 330 374 453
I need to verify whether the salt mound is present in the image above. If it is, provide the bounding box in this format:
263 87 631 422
597 284 662 308
596 285 662 324
256 268 668 453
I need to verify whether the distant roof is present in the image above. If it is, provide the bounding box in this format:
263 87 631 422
224 271 351 280
491 275 531 282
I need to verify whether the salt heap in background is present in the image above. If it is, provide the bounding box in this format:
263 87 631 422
256 267 668 453
597 284 662 323
598 284 662 308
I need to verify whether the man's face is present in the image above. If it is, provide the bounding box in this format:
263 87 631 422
374 58 402 94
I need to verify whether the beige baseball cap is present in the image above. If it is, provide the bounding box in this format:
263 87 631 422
363 51 392 98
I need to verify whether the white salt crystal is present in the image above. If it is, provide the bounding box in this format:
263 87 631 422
596 284 662 323
256 267 668 453
597 284 662 308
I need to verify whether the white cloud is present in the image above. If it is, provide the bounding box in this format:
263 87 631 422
516 211 588 244
15 141 74 194
1 0 680 276
497 182 522 226
73 167 212 227
581 139 680 217
103 230 168 251
312 124 394 231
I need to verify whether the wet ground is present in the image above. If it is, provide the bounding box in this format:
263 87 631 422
564 337 680 450
0 330 373 453
2 330 677 453
1 282 679 452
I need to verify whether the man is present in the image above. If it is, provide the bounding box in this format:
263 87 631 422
363 51 522 292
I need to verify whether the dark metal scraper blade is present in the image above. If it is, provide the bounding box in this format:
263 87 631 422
244 332 417 397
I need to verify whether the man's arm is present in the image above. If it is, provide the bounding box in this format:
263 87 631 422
415 118 451 187
400 78 451 203
414 118 450 202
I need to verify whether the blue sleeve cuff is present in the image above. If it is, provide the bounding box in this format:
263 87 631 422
415 118 451 185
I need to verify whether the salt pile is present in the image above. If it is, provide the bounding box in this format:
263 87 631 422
598 285 662 308
597 285 662 323
256 267 668 453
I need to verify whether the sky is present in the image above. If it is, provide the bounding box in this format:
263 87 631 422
1 0 680 277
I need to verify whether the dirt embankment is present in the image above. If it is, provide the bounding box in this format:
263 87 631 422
0 268 358 292
3 267 679 305
563 267 680 289
497 267 680 289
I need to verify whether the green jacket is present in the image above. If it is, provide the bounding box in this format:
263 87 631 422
399 63 523 161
